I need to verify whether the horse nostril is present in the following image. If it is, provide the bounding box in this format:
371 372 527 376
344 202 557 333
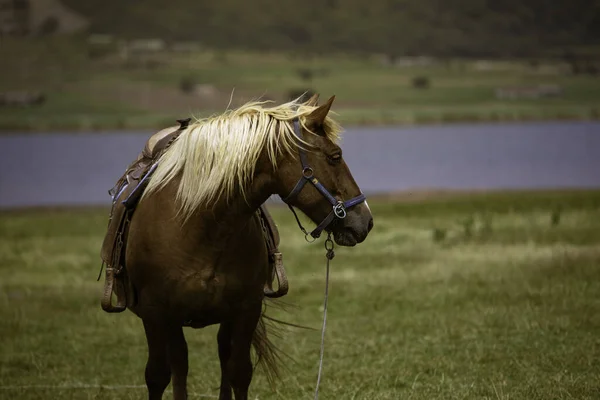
367 217 374 232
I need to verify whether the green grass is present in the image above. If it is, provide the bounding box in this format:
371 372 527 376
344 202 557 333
1 189 600 399
1 36 599 131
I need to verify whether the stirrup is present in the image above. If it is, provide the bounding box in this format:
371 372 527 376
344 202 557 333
263 252 289 298
101 266 127 313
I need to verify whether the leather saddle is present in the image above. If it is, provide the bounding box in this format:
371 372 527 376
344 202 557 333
99 118 289 313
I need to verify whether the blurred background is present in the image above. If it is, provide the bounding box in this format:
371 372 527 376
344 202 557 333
1 2 600 399
0 0 599 207
1 0 600 129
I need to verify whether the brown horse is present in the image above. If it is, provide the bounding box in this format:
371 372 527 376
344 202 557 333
123 94 373 399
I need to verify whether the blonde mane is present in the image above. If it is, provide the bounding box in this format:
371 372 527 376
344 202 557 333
141 97 342 220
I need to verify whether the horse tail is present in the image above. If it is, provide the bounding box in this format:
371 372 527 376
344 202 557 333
253 297 310 387
251 306 285 387
252 299 316 387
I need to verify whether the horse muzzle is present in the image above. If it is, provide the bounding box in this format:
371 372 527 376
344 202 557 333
331 205 373 247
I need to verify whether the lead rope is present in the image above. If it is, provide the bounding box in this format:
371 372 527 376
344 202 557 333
314 232 335 400
286 204 334 397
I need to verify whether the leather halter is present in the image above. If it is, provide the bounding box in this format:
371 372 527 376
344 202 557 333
280 118 367 240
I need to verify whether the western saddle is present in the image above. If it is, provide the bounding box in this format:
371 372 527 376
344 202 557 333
99 118 289 313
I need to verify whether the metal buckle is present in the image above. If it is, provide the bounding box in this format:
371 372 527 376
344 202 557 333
305 232 317 242
333 202 347 219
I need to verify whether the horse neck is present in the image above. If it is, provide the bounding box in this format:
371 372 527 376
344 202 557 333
179 154 275 242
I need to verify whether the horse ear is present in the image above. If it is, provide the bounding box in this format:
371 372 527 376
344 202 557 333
305 93 319 106
306 95 335 128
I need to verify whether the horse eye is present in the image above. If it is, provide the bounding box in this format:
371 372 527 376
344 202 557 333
327 153 342 163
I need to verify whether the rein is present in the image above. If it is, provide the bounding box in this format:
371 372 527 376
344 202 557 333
279 118 366 399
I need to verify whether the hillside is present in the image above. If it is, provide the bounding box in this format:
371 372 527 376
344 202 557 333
61 0 600 58
1 1 599 131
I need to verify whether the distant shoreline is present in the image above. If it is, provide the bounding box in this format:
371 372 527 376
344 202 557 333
1 112 598 134
3 188 599 213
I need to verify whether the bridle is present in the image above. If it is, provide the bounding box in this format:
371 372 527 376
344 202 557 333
280 118 367 241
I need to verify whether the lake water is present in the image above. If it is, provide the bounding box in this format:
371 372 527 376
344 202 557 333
1 121 599 209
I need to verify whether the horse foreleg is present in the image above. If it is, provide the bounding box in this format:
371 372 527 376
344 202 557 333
217 322 233 400
167 326 189 400
229 304 261 400
143 319 171 400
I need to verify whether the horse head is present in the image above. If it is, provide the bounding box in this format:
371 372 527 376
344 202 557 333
275 94 373 246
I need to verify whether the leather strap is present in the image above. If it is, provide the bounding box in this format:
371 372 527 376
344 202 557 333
101 209 131 312
258 206 289 298
280 119 367 239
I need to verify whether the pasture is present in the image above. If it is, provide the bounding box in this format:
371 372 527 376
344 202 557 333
1 36 600 131
1 189 599 399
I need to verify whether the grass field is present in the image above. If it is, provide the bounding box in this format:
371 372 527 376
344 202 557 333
1 190 600 399
1 36 599 131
